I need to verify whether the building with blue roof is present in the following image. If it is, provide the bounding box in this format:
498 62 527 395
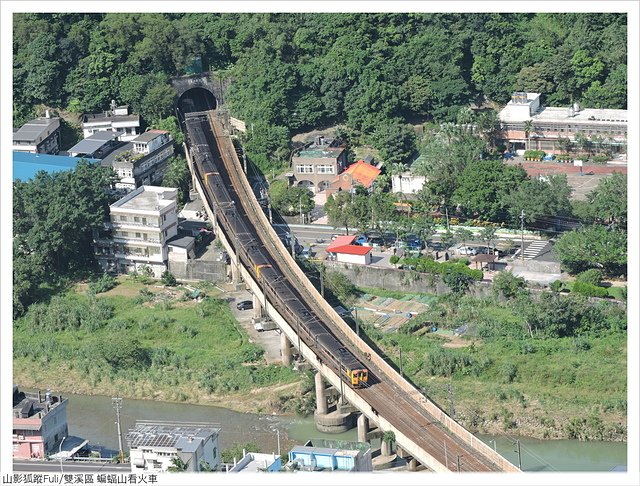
13 151 99 182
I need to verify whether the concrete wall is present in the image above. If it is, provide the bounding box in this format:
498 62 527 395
168 259 227 282
510 259 561 274
324 260 493 297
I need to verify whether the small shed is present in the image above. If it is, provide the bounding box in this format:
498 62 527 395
471 253 496 270
326 235 373 265
167 235 196 262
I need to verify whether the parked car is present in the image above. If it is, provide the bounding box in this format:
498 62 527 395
300 247 312 259
236 300 253 311
354 235 368 245
503 152 515 160
367 237 384 247
457 246 478 256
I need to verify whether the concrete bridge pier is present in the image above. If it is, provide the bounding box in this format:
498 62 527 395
381 438 393 457
357 414 369 443
315 372 328 415
280 333 292 366
407 458 419 471
252 293 263 318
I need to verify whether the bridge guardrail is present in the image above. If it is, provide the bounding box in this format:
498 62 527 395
207 112 519 472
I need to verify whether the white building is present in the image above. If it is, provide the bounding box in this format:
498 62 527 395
94 186 178 277
499 92 627 153
101 130 174 191
228 451 281 473
82 102 141 142
127 421 220 473
391 172 427 194
326 236 373 265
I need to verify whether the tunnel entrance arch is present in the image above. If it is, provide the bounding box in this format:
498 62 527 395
171 72 231 115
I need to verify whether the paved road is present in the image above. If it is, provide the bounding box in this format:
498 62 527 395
13 460 130 473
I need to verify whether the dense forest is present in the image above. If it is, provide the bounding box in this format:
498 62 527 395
14 12 627 167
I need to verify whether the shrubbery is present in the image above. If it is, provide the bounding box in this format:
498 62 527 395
572 281 609 298
88 273 117 295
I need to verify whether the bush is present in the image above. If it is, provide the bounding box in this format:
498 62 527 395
591 155 609 164
572 281 608 298
549 280 564 292
161 271 177 286
523 150 545 160
492 271 526 299
390 255 400 265
575 269 603 286
88 273 117 294
501 363 518 383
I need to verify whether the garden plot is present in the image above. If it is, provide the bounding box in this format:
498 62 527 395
355 293 436 333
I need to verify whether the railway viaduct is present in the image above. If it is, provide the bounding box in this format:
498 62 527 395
182 109 520 473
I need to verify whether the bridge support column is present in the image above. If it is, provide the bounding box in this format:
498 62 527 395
407 458 418 471
280 333 292 366
381 439 392 457
357 414 369 443
252 293 263 318
315 372 328 415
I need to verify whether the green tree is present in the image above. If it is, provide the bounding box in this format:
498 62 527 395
506 175 572 226
98 335 150 370
141 83 176 124
554 225 626 276
168 456 189 472
162 156 191 206
453 228 473 250
222 442 259 464
370 123 416 165
585 173 626 230
492 271 526 299
269 180 314 218
325 191 355 235
153 116 185 147
443 270 473 295
453 160 527 223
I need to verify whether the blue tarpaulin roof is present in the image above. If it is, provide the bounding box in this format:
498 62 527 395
13 151 98 181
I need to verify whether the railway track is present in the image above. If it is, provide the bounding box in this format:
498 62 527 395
184 108 510 472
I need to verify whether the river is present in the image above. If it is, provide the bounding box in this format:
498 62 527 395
60 393 626 472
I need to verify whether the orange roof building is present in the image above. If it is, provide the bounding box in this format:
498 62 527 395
330 160 381 192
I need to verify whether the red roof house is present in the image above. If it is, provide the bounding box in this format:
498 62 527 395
326 235 373 265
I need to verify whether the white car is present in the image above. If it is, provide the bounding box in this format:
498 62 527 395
458 246 478 256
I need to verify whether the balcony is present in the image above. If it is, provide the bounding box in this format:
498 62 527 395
111 220 160 228
112 235 162 244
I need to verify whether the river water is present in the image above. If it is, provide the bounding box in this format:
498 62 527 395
61 393 626 472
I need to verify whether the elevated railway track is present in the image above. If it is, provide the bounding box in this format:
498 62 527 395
181 104 519 473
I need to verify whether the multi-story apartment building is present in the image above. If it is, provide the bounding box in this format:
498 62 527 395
94 186 178 277
13 386 68 460
127 421 221 473
12 113 61 154
82 102 141 141
290 137 347 193
499 92 627 154
101 130 174 191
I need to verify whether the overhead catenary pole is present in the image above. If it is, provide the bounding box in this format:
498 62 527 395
514 440 522 470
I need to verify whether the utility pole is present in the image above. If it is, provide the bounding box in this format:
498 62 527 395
514 440 522 470
299 195 303 224
520 210 525 262
276 428 281 456
59 436 67 475
445 205 450 232
399 347 403 377
447 381 455 418
319 264 325 298
112 397 124 463
444 441 448 469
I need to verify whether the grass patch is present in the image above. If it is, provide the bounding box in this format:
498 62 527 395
14 279 300 406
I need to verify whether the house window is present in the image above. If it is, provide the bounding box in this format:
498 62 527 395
120 215 127 221
143 217 147 225
316 165 335 174
135 232 141 238
296 164 314 174
134 216 140 223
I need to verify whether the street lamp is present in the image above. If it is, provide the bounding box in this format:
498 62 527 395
59 436 67 475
